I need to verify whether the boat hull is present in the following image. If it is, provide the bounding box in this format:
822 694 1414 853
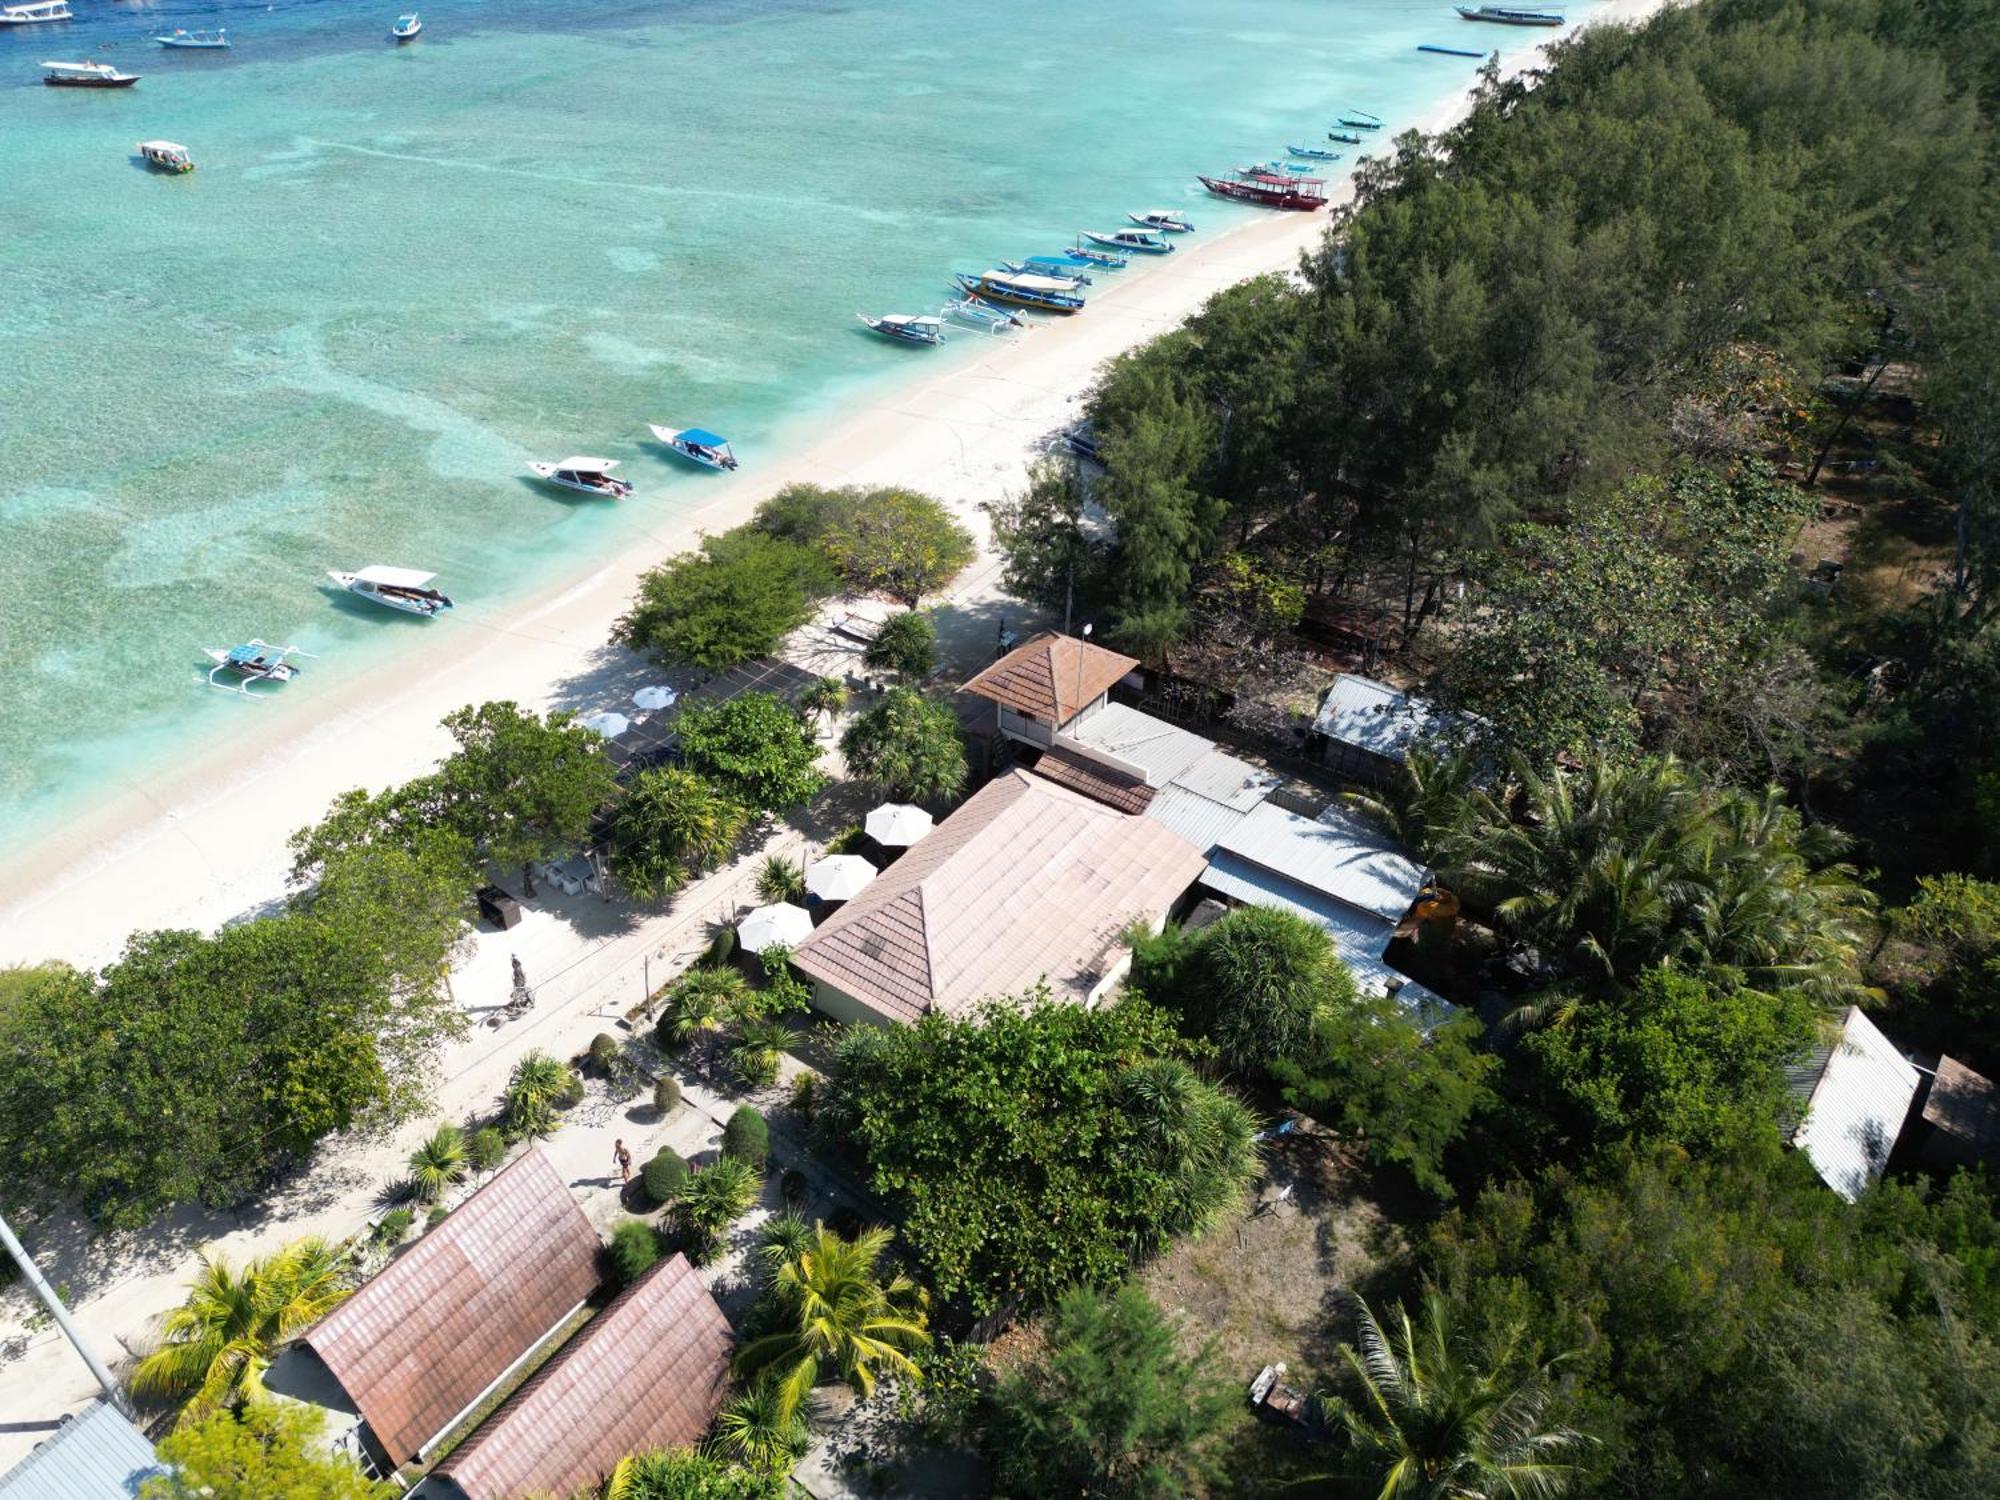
1081 232 1171 255
1198 175 1326 210
954 274 1082 314
528 464 632 498
1456 6 1564 23
46 74 138 87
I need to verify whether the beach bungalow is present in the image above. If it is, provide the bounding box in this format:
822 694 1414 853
962 631 1141 749
289 1148 601 1473
1309 673 1454 783
1785 1007 1921 1201
0 1399 162 1500
428 1255 731 1500
790 768 1207 1027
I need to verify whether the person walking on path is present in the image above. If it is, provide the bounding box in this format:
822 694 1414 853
612 1139 632 1186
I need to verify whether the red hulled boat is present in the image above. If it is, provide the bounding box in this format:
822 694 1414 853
1197 169 1328 211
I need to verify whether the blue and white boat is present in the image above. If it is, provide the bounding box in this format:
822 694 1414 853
1249 159 1312 177
204 640 313 694
1004 255 1093 285
648 425 739 469
0 2 74 25
941 295 1026 332
1082 228 1172 255
1287 143 1344 161
390 13 421 41
858 312 946 345
1067 239 1129 269
1128 209 1193 234
953 270 1085 315
154 28 229 48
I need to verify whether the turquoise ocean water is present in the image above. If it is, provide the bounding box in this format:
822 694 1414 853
0 0 1576 852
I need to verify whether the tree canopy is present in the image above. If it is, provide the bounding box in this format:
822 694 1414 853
615 529 836 670
676 692 828 813
838 688 967 802
143 1401 393 1500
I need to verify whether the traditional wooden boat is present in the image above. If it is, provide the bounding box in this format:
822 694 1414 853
941 295 1026 332
953 270 1085 315
44 60 140 87
1081 228 1172 255
1004 256 1091 285
1247 159 1311 177
858 312 946 345
1067 238 1129 268
1287 143 1343 161
327 565 453 617
0 1 73 25
138 139 193 172
1128 209 1193 234
648 425 739 469
1198 168 1328 211
153 28 230 48
1337 111 1383 130
1456 5 1564 23
1419 43 1488 57
529 457 633 498
204 640 314 694
1328 129 1363 145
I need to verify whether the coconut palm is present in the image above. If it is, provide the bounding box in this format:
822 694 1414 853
730 1015 801 1088
755 854 807 905
1325 1288 1590 1500
714 1377 814 1472
733 1224 931 1422
501 1050 574 1140
132 1237 352 1421
1342 743 1484 864
405 1122 468 1203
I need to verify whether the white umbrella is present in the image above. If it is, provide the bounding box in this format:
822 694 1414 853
632 684 678 711
806 854 877 903
580 710 631 739
738 902 812 954
864 802 934 847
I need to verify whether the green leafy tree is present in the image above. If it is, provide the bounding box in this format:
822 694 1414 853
754 483 847 547
820 487 975 605
406 1122 468 1203
989 1282 1231 1500
434 702 621 871
1142 905 1356 1074
132 1238 352 1420
600 1447 786 1500
607 768 749 903
863 610 937 680
678 693 828 813
142 1400 392 1499
839 688 967 802
985 456 1103 625
616 530 836 670
734 1224 931 1422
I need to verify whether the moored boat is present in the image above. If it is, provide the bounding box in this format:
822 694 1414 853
327 565 453 617
204 640 313 694
1128 209 1193 234
138 139 193 172
1456 4 1564 23
1198 167 1328 211
0 1 73 25
153 28 230 48
1003 256 1092 285
1419 43 1488 56
1337 111 1383 130
648 425 740 469
1067 238 1129 268
529 457 633 498
1248 159 1311 176
1081 227 1172 255
43 60 140 87
1328 129 1363 144
858 312 946 345
390 12 421 40
1287 143 1343 161
941 295 1026 332
953 270 1085 315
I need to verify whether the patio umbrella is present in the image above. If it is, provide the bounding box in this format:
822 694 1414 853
580 710 630 739
805 854 877 903
632 684 678 711
864 802 934 847
738 902 812 954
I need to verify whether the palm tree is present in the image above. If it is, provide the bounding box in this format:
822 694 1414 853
1117 1059 1260 1239
132 1237 352 1421
677 1156 763 1252
501 1051 574 1140
406 1122 467 1203
1325 1288 1590 1500
714 1378 813 1472
730 1015 801 1088
756 854 807 905
732 1224 931 1422
658 968 749 1076
606 767 749 902
1342 743 1484 865
757 1212 815 1282
799 676 849 726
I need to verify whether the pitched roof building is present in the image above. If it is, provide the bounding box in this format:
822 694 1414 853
792 769 1205 1026
1311 673 1462 782
303 1148 601 1467
431 1255 731 1500
963 633 1140 745
1919 1054 2000 1169
1786 1007 1921 1201
0 1401 161 1500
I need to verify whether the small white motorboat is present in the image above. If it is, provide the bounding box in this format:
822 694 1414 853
138 139 193 173
529 456 633 498
153 28 230 49
0 2 74 26
390 13 420 41
1128 209 1194 233
327 564 453 617
647 425 739 471
857 313 946 346
43 60 140 87
204 640 313 694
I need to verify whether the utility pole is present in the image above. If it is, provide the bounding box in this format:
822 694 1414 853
0 1210 127 1413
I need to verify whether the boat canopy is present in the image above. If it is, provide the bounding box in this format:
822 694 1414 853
226 644 269 665
141 140 189 153
982 269 1079 293
354 565 437 588
678 429 728 448
558 456 616 471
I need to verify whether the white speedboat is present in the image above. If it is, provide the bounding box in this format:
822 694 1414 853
138 139 193 173
0 2 74 26
390 13 420 41
43 60 140 87
1128 209 1194 233
153 28 230 48
529 456 633 498
647 425 739 471
328 565 453 617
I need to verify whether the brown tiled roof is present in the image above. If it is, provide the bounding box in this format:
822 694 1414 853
793 770 1204 1023
304 1148 601 1466
1924 1055 2000 1154
1032 746 1157 814
433 1254 731 1500
961 632 1139 725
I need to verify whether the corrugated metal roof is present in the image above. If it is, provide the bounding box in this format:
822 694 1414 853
1312 674 1437 760
793 770 1205 1023
1214 802 1426 924
305 1148 602 1465
1145 783 1255 858
1788 1007 1919 1202
961 633 1138 726
0 1401 162 1500
434 1255 731 1500
1172 748 1279 811
1064 702 1214 786
1198 856 1449 1023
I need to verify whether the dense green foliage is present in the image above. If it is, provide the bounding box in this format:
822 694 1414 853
819 997 1258 1314
406 1122 469 1203
606 766 750 903
595 1447 787 1500
838 687 968 801
143 1401 393 1500
500 1050 576 1140
721 1105 770 1169
988 1282 1231 1500
615 529 837 670
676 693 828 813
607 1219 664 1287
863 609 938 679
756 482 975 604
641 1147 688 1207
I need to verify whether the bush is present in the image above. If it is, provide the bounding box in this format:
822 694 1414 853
614 529 836 671
706 926 737 967
824 824 866 855
722 1105 770 1169
641 1148 689 1207
426 1205 450 1229
653 1075 682 1115
467 1126 506 1172
373 1208 413 1247
864 610 938 680
607 1219 663 1287
790 1072 818 1117
756 855 806 905
558 1071 587 1108
588 1033 620 1075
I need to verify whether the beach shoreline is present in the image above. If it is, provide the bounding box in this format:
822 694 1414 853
0 0 1660 970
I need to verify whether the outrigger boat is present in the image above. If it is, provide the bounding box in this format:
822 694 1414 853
138 139 193 173
1287 143 1343 161
953 270 1085 315
1457 5 1564 24
390 13 421 41
648 425 739 470
205 640 313 694
44 60 140 87
1067 238 1129 269
1248 159 1311 176
1003 256 1092 285
941 295 1026 332
1419 43 1488 56
154 28 229 48
1082 227 1172 255
858 312 946 346
1128 209 1193 234
529 457 633 498
328 565 453 617
1336 111 1383 130
1328 129 1363 145
1198 167 1328 211
0 2 73 25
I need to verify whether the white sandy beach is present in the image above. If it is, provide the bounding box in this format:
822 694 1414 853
0 0 1666 1465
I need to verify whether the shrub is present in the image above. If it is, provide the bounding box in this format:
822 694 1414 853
501 1051 575 1140
641 1148 689 1207
558 1071 586 1108
824 824 866 855
588 1033 621 1075
722 1106 770 1169
756 855 806 905
790 1072 818 1117
607 1219 663 1287
467 1126 506 1173
372 1208 413 1247
729 1018 798 1089
426 1205 450 1229
653 1075 682 1115
406 1122 468 1203
706 926 737 967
